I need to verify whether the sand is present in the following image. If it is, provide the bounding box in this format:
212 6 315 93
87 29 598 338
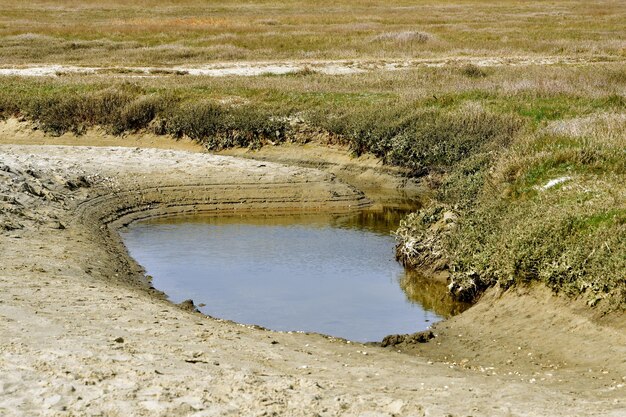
0 56 618 78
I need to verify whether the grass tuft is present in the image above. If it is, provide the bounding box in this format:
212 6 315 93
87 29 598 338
460 64 487 78
371 31 432 44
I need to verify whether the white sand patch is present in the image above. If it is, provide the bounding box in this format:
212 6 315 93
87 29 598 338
0 56 619 78
539 176 572 190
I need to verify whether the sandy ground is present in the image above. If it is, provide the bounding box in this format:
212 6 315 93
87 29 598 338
0 119 204 153
0 138 625 416
0 56 621 78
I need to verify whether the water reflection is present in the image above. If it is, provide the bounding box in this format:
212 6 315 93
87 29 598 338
400 270 472 318
146 205 418 237
121 205 467 342
330 205 416 236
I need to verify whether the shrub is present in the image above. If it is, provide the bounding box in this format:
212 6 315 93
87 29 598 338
164 101 289 149
312 104 523 175
26 94 88 135
24 87 135 135
461 64 487 78
114 95 167 134
165 100 225 140
88 88 134 127
0 93 20 120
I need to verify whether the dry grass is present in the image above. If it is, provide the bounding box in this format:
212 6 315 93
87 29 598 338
0 0 625 66
371 31 433 45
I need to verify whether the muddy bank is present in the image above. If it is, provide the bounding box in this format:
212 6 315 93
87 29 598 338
1 144 625 416
0 117 205 153
0 118 424 201
218 143 427 204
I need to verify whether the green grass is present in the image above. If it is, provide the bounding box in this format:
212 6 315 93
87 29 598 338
396 112 625 310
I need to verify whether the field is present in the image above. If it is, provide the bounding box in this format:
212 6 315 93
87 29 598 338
1 0 624 66
0 1 625 413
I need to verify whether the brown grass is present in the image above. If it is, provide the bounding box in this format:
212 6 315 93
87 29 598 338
0 0 624 66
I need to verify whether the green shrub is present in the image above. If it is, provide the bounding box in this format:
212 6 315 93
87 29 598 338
0 93 20 119
24 88 135 135
165 100 225 140
88 88 134 127
112 95 162 134
313 104 523 175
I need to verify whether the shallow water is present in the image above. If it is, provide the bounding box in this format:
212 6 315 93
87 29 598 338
121 207 468 342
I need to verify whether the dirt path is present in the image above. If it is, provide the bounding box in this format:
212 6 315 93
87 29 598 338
0 144 625 416
0 55 622 77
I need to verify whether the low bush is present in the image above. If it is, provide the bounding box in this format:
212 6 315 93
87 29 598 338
316 104 523 176
460 64 487 78
165 100 289 150
23 87 135 135
6 86 288 148
26 94 90 135
114 94 167 134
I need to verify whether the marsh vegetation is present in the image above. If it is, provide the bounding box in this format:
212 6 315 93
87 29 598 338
1 0 624 65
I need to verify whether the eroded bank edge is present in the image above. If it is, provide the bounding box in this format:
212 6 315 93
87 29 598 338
69 177 372 307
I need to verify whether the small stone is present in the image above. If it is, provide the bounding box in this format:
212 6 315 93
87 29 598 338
178 299 200 313
381 330 434 347
114 337 124 343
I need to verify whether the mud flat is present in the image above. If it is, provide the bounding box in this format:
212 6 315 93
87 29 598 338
0 144 625 416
